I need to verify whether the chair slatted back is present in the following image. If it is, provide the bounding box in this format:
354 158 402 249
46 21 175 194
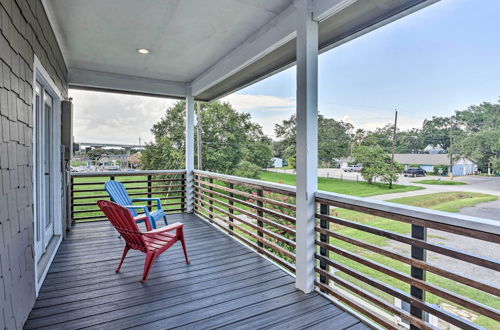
97 200 147 252
105 180 138 216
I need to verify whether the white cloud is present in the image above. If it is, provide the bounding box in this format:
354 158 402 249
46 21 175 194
221 94 295 111
338 112 424 131
70 89 176 145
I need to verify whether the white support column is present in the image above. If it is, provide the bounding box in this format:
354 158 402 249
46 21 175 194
185 89 195 213
295 0 319 293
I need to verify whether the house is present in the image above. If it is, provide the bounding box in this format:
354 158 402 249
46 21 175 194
272 157 283 168
393 154 477 176
0 1 497 329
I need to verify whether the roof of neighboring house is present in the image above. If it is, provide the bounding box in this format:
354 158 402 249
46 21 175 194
127 152 142 164
393 154 452 166
97 157 111 164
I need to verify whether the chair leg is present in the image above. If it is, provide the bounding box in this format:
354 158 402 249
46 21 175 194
116 245 130 273
163 214 168 226
179 229 190 264
144 218 152 231
142 252 157 282
150 217 157 230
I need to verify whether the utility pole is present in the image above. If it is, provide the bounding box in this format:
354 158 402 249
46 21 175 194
196 102 203 170
449 121 453 179
390 109 398 189
392 109 398 162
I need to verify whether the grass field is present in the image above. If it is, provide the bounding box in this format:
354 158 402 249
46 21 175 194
259 171 423 197
414 179 466 185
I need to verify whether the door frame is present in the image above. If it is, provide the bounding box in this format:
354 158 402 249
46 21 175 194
32 55 63 295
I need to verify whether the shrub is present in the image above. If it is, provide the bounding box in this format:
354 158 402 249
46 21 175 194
433 164 449 175
232 161 261 179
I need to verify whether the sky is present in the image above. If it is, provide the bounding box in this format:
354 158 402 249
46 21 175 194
71 0 500 144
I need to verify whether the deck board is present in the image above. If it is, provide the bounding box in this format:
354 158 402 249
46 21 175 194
25 213 367 329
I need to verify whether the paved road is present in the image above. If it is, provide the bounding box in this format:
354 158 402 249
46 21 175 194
268 168 500 219
269 168 500 195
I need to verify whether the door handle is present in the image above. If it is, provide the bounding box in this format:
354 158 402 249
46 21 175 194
44 173 50 175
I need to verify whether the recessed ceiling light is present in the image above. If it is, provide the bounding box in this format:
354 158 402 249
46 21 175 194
137 48 150 54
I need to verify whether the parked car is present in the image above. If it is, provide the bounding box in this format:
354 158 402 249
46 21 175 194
344 164 363 172
403 167 426 177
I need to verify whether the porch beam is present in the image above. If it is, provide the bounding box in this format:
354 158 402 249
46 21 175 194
295 0 319 294
190 0 350 98
69 68 187 99
185 89 195 213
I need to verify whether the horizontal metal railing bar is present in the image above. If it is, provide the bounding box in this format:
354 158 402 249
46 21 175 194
316 225 500 281
316 213 500 277
194 178 296 210
193 206 295 272
71 170 186 177
72 202 183 215
316 239 500 321
315 267 434 330
73 190 184 200
195 184 296 224
194 186 296 236
316 191 500 239
314 281 399 330
71 178 184 186
72 184 185 193
315 254 481 330
193 193 296 248
194 198 296 259
73 210 185 222
194 170 296 196
72 196 182 207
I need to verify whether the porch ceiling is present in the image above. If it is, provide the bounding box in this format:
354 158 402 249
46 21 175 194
43 0 436 100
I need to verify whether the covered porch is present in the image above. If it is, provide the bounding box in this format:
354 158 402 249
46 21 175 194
26 213 365 329
1 0 498 328
30 169 500 329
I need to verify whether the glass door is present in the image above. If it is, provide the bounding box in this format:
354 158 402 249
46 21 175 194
34 81 55 260
43 90 54 247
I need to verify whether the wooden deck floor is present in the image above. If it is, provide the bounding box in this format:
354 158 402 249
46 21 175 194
25 213 368 329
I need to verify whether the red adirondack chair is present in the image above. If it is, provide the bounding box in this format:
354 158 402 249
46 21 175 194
97 200 190 282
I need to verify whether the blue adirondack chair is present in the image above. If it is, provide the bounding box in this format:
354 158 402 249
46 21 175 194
105 180 168 229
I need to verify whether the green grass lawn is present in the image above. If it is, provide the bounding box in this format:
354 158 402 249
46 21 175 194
259 171 422 197
414 179 466 185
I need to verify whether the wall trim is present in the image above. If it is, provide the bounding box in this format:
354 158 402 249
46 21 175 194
32 55 64 296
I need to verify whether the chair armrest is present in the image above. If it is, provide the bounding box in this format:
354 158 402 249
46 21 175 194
132 198 162 209
143 222 183 235
124 205 152 230
123 205 151 217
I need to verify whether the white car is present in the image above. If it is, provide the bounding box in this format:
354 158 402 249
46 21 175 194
343 164 363 172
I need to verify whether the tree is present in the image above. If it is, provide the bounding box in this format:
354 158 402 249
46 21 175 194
142 101 273 177
353 145 401 187
452 129 500 171
380 161 404 188
244 124 274 168
274 114 353 165
451 100 500 172
87 148 106 160
360 125 426 154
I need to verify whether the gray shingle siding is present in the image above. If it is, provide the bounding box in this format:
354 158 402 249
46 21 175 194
0 0 68 328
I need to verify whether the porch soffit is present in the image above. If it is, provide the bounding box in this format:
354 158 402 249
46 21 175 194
43 0 437 100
